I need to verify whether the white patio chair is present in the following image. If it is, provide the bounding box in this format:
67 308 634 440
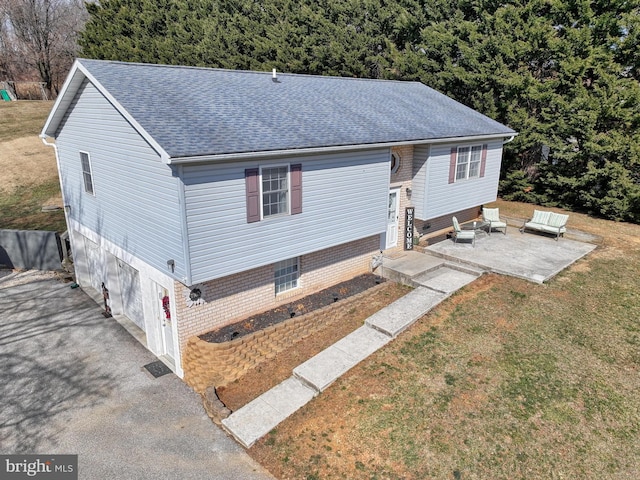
482 207 507 235
452 216 475 246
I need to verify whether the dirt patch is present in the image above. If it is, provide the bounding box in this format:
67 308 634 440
216 280 412 411
200 273 387 343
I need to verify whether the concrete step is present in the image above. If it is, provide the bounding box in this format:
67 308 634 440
221 377 317 448
412 266 480 294
365 287 448 338
293 326 392 392
378 251 446 286
221 274 479 449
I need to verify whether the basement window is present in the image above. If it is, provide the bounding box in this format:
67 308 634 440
275 257 299 294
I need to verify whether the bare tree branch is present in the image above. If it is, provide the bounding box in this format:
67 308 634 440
2 0 87 96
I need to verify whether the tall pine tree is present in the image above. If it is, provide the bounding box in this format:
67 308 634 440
79 0 640 221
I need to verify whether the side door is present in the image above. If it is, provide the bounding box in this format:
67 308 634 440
385 188 400 249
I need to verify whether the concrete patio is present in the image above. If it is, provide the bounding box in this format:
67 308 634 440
403 225 598 284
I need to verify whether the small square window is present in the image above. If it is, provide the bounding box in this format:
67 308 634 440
80 152 94 195
274 257 299 294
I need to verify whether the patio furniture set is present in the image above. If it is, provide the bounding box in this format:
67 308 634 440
452 208 569 246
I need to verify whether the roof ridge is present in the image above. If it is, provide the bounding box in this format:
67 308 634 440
76 58 420 85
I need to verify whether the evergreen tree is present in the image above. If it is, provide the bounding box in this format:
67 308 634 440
79 0 640 221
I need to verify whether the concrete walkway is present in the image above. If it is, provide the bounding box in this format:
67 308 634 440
222 266 479 448
222 228 598 448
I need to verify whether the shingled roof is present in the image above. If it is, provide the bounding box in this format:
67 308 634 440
43 59 515 161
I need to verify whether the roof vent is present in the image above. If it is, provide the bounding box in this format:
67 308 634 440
272 68 280 83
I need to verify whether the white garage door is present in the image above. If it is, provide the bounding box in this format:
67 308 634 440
84 237 104 293
117 261 145 331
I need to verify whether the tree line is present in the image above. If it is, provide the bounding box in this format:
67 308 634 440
9 0 640 222
0 0 87 97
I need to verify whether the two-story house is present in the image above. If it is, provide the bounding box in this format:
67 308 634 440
41 59 515 377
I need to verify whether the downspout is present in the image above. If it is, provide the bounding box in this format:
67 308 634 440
41 135 73 271
503 135 516 144
176 164 193 286
40 136 68 219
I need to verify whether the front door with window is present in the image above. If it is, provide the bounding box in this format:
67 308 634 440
386 188 400 249
157 285 175 361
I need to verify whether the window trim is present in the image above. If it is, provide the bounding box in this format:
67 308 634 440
274 257 300 295
455 145 482 181
80 151 95 195
390 152 401 174
449 144 487 184
260 164 291 219
245 164 302 223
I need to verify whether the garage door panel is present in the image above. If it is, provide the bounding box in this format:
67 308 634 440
84 237 104 293
117 261 145 330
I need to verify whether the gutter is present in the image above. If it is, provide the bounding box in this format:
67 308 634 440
168 132 518 165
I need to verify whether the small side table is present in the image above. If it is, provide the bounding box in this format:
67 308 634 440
462 220 491 235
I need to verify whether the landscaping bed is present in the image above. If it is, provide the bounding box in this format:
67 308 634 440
216 280 412 410
199 273 386 343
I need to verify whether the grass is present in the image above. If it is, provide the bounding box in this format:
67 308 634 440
0 101 64 232
0 101 52 142
250 202 640 479
0 180 66 232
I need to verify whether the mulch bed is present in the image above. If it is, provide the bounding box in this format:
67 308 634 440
199 273 386 343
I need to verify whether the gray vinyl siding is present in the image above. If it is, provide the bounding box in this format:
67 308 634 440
183 149 390 284
55 80 186 279
415 140 503 220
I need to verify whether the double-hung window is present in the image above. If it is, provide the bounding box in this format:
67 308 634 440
449 144 488 184
455 145 483 181
274 257 299 294
80 152 94 195
261 166 289 217
245 164 302 223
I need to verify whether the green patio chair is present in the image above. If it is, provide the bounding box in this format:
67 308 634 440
482 207 507 235
452 216 475 247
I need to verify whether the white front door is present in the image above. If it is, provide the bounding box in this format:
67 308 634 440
157 285 176 361
386 188 400 249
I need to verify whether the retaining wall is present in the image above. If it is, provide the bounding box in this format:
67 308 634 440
0 229 63 271
183 283 386 393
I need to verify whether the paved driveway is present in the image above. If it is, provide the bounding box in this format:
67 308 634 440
0 271 274 480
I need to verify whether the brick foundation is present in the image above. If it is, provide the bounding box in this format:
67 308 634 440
175 235 380 364
416 207 482 244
